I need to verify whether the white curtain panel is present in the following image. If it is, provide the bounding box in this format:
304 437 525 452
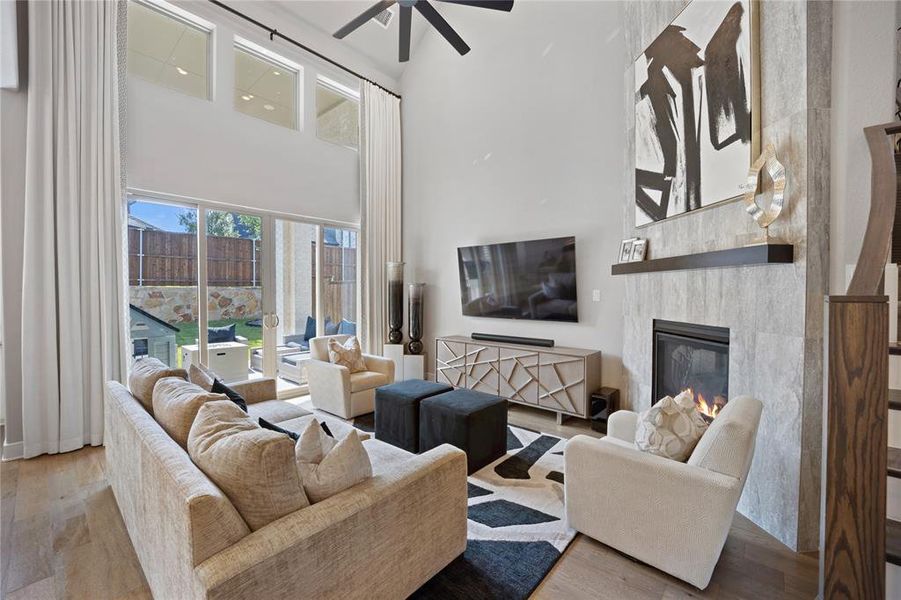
21 0 128 458
360 82 402 353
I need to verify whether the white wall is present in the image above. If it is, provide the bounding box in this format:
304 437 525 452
829 0 897 293
400 1 627 386
127 1 397 224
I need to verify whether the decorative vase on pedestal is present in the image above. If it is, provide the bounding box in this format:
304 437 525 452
408 283 424 355
386 262 405 344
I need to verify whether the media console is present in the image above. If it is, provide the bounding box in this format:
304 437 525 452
435 335 601 423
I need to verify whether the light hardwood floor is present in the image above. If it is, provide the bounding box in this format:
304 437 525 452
0 404 818 599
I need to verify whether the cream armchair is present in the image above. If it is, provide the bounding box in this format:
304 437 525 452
564 395 763 590
306 335 395 419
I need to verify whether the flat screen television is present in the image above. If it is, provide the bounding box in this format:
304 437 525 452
457 236 578 322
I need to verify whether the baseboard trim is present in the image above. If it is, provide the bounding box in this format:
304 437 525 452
2 440 23 461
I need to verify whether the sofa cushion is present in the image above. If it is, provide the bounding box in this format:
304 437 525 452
247 400 310 423
188 363 215 391
635 392 708 462
188 400 310 530
296 419 372 503
328 336 367 373
350 371 389 392
260 417 333 441
129 357 187 412
362 438 413 477
152 377 227 448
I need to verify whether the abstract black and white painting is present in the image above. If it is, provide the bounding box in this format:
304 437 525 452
635 0 755 226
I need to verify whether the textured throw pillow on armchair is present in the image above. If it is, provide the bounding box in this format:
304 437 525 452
327 336 368 373
635 391 709 462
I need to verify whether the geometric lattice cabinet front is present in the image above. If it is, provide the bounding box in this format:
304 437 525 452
435 335 601 420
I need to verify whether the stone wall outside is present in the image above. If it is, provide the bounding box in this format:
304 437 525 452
129 286 262 324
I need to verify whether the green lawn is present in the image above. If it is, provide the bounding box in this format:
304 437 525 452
174 318 263 349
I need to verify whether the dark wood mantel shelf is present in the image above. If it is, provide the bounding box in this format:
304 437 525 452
611 243 794 275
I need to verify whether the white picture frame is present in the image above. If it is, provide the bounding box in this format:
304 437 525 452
630 239 648 262
619 238 637 263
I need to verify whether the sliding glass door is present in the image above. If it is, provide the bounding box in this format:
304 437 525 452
200 208 264 383
126 192 358 398
260 218 317 395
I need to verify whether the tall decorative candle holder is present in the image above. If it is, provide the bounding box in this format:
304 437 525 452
386 262 405 344
408 283 424 355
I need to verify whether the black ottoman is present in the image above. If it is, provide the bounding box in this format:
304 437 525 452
375 380 453 453
419 389 508 474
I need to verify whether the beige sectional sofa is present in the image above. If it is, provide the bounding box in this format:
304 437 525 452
104 376 468 599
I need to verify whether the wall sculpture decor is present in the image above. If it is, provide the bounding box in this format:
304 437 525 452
634 0 759 226
741 143 786 242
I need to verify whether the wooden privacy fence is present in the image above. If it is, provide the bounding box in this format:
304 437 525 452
129 228 358 323
129 227 261 286
316 245 358 324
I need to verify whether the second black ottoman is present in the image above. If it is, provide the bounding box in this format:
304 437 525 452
375 380 453 453
420 389 508 474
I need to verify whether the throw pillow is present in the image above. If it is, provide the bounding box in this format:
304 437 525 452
260 417 334 441
152 377 227 448
634 391 709 462
129 357 187 413
188 363 216 391
208 324 236 344
295 419 372 503
188 401 309 530
327 336 367 373
303 316 317 341
211 378 247 412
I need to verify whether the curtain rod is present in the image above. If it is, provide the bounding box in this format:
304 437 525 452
207 0 402 100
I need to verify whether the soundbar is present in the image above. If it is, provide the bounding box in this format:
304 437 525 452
471 333 555 348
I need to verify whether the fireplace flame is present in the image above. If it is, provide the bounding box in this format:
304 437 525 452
682 388 723 419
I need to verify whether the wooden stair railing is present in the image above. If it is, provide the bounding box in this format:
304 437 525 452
821 121 901 600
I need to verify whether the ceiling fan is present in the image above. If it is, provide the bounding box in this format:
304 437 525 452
334 0 514 63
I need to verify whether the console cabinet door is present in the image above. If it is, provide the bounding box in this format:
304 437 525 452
436 339 466 387
465 344 499 394
498 347 539 405
538 353 585 415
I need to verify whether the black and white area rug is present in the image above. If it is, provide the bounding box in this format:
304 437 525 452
411 425 574 600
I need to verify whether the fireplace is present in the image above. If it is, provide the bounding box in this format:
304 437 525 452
652 320 729 419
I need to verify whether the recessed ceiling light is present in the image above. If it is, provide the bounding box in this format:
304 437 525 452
272 70 281 76
263 104 275 111
241 94 254 101
176 66 188 75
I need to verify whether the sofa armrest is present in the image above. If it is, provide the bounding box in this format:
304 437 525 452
228 378 277 404
306 359 352 416
194 445 468 600
363 354 395 383
564 435 741 589
607 410 639 443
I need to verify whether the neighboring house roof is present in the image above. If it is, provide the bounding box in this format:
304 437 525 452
128 215 160 230
129 304 180 332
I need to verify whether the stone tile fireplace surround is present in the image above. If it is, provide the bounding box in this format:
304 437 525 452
621 1 831 552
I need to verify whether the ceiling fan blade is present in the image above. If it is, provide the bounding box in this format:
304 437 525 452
415 0 470 55
436 0 514 11
334 0 396 39
399 4 412 62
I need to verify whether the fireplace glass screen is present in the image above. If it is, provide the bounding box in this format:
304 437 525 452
653 320 729 420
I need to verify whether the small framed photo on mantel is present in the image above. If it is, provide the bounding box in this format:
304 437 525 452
630 239 647 262
618 238 637 263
